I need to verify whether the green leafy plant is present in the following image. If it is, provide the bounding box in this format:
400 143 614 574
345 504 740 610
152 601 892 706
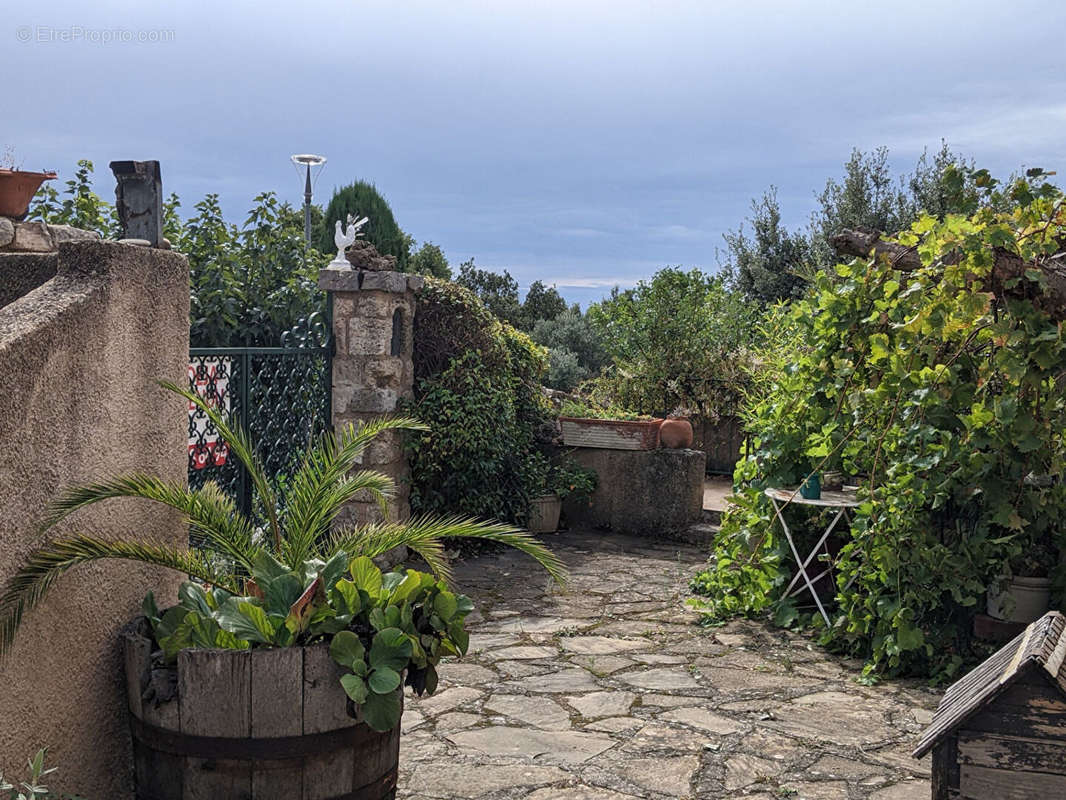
547 459 597 504
0 382 566 732
0 748 83 800
557 398 650 421
691 168 1066 679
587 268 760 420
406 278 554 525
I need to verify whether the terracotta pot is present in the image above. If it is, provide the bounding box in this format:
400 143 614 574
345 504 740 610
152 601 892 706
0 169 56 219
987 576 1052 623
659 417 693 449
527 494 562 533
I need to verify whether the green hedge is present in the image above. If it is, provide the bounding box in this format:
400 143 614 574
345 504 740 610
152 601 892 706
405 278 552 524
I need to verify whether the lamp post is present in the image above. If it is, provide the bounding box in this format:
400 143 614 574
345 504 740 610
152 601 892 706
290 153 327 244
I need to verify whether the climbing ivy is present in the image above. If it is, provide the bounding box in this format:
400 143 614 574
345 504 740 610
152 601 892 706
691 168 1066 679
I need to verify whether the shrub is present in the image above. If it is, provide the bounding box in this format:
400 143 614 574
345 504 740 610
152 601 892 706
690 170 1066 679
406 278 552 525
587 268 760 419
316 181 409 270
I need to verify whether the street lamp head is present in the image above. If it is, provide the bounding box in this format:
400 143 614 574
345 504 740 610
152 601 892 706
291 153 327 167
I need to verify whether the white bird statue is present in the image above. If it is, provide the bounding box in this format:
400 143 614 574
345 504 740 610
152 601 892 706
330 214 369 267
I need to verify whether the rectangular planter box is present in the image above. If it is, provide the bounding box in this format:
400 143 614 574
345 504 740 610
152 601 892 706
559 417 662 451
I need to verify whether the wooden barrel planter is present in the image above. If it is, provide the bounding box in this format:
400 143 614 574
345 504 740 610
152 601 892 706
122 618 400 800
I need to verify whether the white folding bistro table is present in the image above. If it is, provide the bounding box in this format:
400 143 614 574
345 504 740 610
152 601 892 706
764 486 860 626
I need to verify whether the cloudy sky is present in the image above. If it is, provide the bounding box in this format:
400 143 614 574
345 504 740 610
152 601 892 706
5 0 1065 306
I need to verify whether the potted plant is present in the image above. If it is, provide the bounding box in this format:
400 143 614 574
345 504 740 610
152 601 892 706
557 399 662 451
0 148 56 220
526 458 597 534
987 536 1056 624
0 382 565 800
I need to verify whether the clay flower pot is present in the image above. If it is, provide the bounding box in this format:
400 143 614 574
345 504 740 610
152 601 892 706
659 417 693 449
0 169 56 219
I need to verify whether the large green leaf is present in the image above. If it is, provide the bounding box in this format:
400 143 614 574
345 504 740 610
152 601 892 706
340 673 368 704
329 630 366 670
215 598 278 644
361 688 402 732
368 666 401 694
369 627 413 671
349 556 382 596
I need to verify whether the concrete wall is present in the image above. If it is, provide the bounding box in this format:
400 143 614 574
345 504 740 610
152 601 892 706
563 447 706 539
320 267 423 526
0 240 189 798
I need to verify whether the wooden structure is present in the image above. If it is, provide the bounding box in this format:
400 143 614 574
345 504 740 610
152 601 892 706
913 611 1066 799
123 619 400 800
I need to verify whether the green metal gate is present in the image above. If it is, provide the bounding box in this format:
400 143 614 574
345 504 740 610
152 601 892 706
187 313 332 518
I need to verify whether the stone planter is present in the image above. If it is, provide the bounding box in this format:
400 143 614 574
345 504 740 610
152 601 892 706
123 618 400 799
559 417 662 451
527 493 562 533
987 576 1052 623
0 169 56 219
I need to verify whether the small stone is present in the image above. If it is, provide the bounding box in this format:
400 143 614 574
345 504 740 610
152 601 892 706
630 653 688 665
48 224 98 245
433 711 481 732
414 686 482 717
447 726 614 763
11 221 52 251
517 667 601 693
526 788 638 800
778 781 850 799
558 636 650 656
617 667 701 691
622 723 706 753
869 781 928 799
724 753 784 790
486 645 557 661
485 694 571 730
584 716 644 733
408 762 568 798
659 706 746 734
569 655 634 676
0 217 14 247
495 659 554 678
437 663 497 686
619 755 699 797
566 691 636 719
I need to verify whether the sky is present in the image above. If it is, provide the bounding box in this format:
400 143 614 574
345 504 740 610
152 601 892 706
5 0 1066 307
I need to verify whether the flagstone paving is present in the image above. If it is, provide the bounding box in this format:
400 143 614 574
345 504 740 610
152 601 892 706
397 530 935 799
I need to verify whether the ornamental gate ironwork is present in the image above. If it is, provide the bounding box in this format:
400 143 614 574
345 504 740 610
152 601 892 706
187 312 332 520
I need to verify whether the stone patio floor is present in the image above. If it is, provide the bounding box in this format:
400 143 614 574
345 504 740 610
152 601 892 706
397 530 936 800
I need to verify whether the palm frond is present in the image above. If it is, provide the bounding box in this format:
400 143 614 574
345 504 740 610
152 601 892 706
0 534 234 659
281 469 397 567
158 380 282 550
324 515 569 587
280 417 426 560
42 475 257 573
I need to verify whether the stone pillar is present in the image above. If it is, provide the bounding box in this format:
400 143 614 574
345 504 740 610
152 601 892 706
109 160 163 246
319 267 423 525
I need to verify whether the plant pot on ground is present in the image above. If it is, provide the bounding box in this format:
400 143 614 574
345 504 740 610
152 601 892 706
526 457 597 534
987 538 1056 624
0 381 566 800
0 168 56 220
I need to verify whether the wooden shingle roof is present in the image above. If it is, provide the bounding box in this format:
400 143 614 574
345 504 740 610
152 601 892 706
913 611 1066 758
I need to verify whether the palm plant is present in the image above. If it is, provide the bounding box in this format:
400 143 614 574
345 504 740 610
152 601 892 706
0 381 566 729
